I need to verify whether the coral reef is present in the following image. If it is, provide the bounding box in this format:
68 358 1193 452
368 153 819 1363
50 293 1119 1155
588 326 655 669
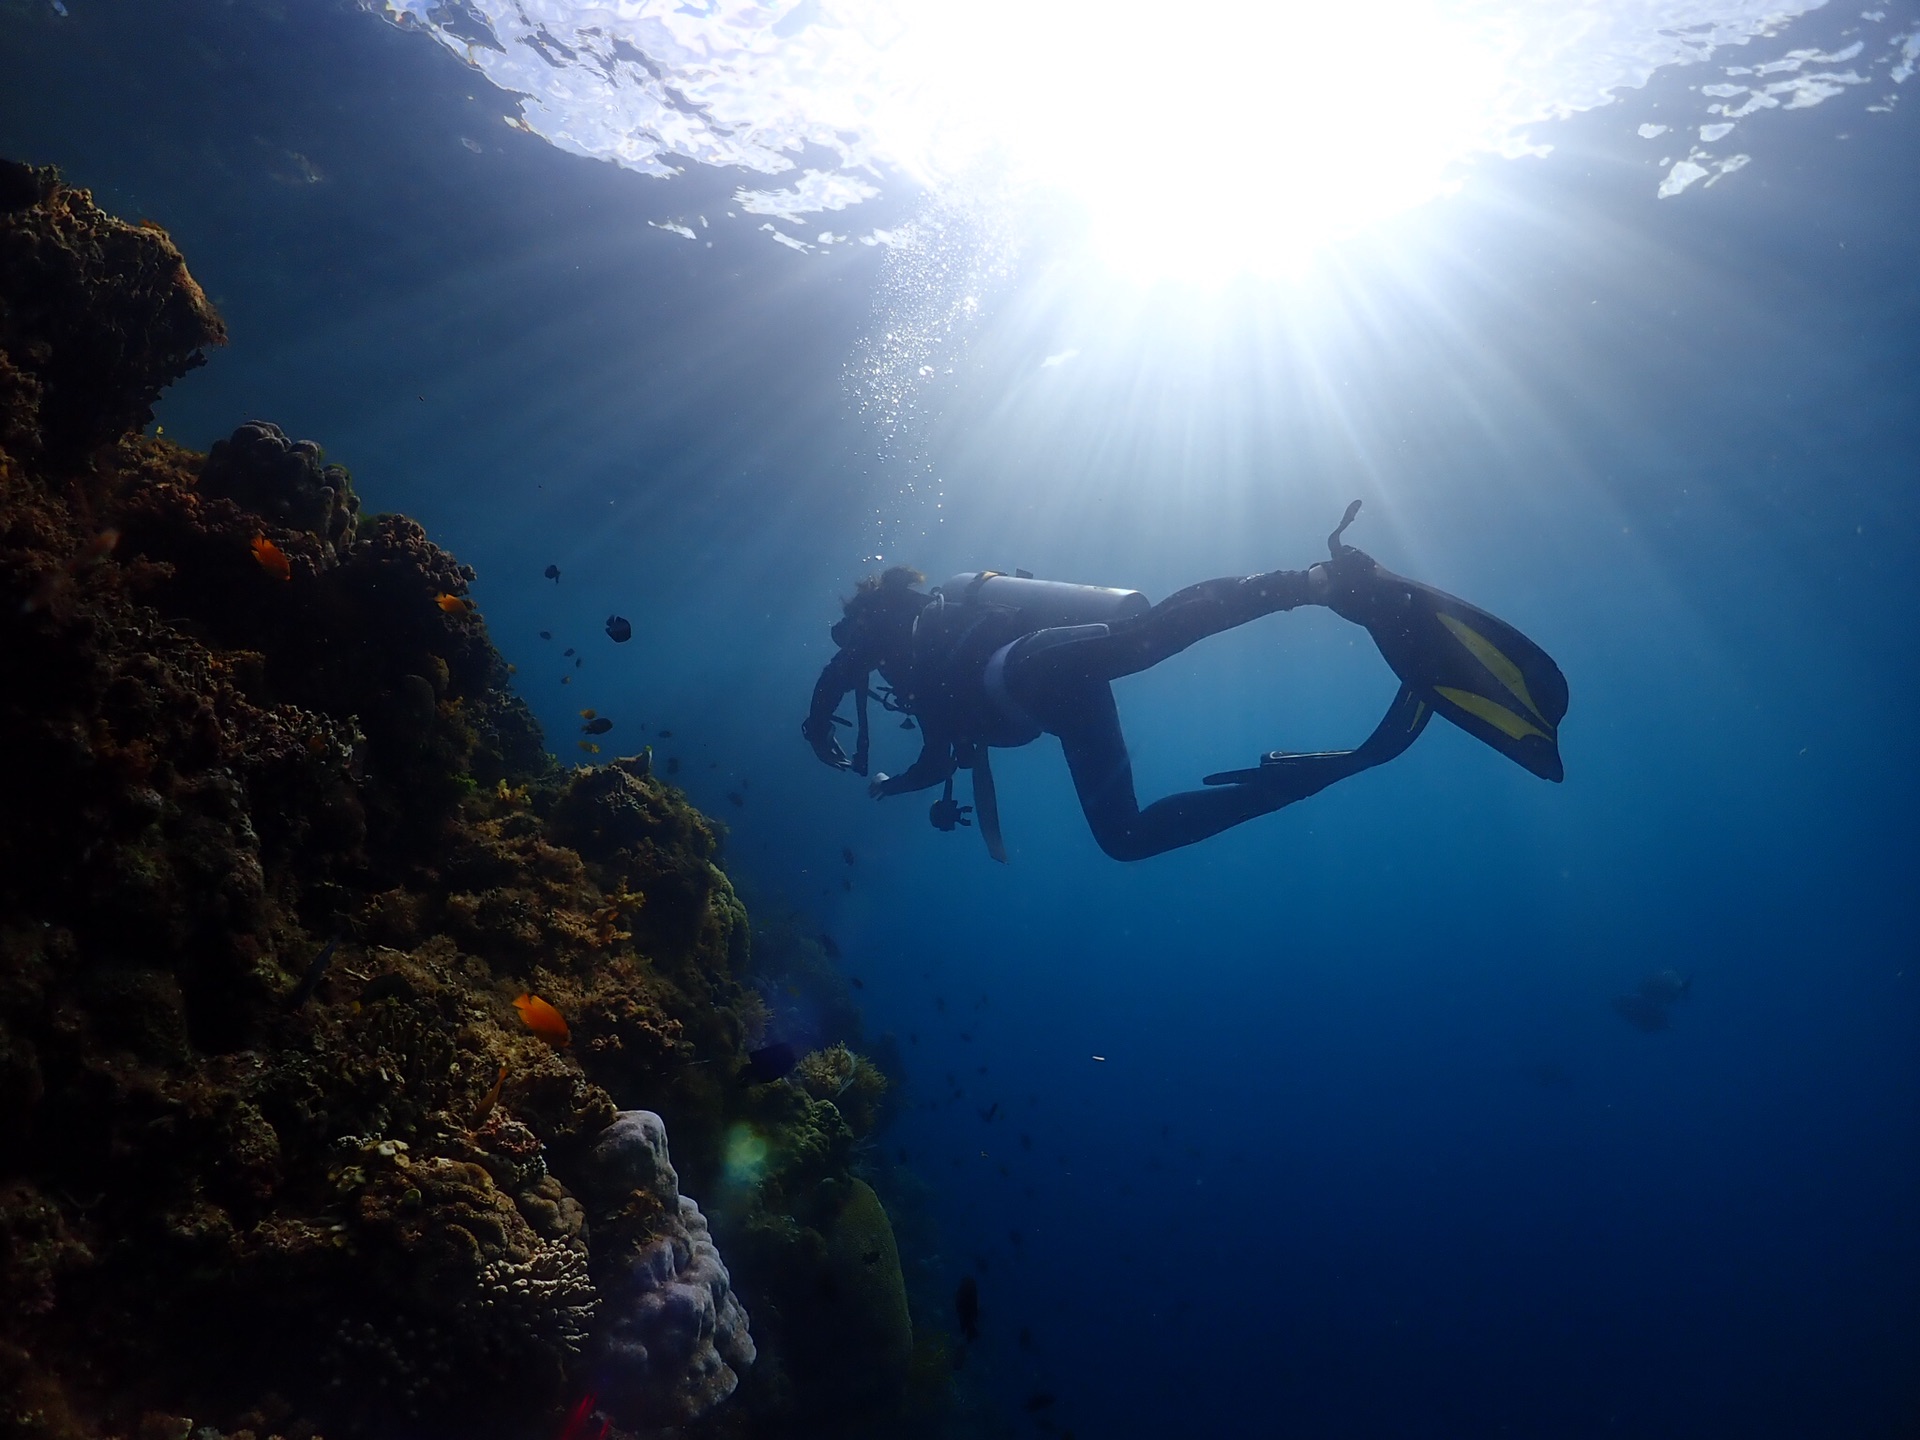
0 162 939 1440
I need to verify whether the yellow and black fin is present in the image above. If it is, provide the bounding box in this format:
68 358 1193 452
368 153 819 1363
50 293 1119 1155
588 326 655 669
1323 513 1567 781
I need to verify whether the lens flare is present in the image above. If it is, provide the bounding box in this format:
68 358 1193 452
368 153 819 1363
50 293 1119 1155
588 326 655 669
723 1123 770 1186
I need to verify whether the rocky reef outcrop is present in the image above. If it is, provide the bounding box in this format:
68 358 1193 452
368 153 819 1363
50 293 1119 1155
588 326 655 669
0 162 939 1440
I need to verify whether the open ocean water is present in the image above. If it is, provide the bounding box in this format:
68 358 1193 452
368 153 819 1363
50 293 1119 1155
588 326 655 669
2 0 1917 1435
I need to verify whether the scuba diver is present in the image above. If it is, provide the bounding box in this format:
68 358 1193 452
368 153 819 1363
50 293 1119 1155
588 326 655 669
802 502 1566 862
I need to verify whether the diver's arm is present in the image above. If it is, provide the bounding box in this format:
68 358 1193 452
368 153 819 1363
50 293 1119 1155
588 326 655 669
872 715 957 797
801 649 867 770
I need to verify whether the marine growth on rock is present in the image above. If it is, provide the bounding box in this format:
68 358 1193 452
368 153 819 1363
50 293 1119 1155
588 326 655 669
0 162 937 1440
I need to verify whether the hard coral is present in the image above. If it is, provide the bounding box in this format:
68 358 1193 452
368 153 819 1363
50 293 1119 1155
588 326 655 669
199 420 359 553
581 1111 756 1431
0 160 225 457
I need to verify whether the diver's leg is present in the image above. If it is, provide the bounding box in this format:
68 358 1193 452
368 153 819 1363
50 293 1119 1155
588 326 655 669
1025 570 1316 690
1048 679 1397 862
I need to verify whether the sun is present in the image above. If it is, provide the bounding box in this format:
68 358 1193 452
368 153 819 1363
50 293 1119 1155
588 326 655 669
859 0 1511 282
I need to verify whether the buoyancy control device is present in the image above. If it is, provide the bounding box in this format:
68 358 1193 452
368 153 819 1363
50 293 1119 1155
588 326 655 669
921 571 1149 862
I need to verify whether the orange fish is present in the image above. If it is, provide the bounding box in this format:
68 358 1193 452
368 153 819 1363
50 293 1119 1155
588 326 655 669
436 592 475 614
578 741 600 754
477 1061 509 1119
78 528 121 565
579 709 597 720
251 535 291 581
513 992 570 1044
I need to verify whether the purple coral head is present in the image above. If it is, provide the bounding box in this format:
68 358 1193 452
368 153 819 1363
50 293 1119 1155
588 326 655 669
585 1112 755 1428
586 1109 680 1207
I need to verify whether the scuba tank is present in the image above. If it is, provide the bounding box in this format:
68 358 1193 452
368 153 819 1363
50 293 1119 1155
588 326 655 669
929 572 1150 748
934 572 1150 629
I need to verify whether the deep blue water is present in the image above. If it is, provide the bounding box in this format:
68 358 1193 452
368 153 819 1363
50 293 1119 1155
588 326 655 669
4 2 1917 1436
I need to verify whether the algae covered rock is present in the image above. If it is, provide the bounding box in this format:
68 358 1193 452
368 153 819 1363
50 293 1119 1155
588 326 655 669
0 160 940 1440
826 1179 913 1388
0 159 225 456
200 419 360 553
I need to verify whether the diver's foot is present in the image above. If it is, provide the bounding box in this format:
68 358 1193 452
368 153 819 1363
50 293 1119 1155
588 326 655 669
1352 684 1431 764
1201 749 1351 788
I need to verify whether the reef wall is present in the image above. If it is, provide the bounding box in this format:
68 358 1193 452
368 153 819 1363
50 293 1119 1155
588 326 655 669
0 162 934 1440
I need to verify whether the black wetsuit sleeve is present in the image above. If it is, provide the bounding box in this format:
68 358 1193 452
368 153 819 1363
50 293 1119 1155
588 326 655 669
802 649 867 767
876 711 957 796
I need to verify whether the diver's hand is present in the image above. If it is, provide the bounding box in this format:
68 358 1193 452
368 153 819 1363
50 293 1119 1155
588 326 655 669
867 772 891 799
801 716 851 770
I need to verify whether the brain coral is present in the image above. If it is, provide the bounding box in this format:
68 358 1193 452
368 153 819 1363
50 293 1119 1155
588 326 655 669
583 1110 756 1429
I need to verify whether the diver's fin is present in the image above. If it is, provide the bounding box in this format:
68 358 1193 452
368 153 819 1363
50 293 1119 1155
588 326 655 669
1203 686 1431 787
1321 504 1567 782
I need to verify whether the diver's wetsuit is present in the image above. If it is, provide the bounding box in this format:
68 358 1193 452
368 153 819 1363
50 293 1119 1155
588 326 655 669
882 570 1415 861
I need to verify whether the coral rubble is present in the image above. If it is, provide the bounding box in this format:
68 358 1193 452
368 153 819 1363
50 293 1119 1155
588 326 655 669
0 163 933 1440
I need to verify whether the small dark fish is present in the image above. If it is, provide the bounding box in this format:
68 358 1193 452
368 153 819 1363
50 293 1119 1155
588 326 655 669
605 614 632 643
1638 969 1692 1005
842 847 856 866
955 1276 980 1342
658 729 673 738
959 1031 972 1042
574 657 583 669
285 936 341 1009
819 933 841 959
850 976 864 990
357 972 417 1005
539 630 552 640
1612 993 1671 1032
581 717 613 735
1008 1228 1023 1247
666 756 681 775
745 1042 798 1082
726 791 744 807
1522 1061 1574 1092
980 1102 999 1123
935 998 946 1012
1019 1133 1032 1150
544 564 560 581
1024 1391 1056 1413
842 878 852 892
909 1033 918 1044
564 647 575 657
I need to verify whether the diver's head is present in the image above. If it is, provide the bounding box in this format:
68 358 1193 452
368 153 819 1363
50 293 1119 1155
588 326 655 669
832 565 928 667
